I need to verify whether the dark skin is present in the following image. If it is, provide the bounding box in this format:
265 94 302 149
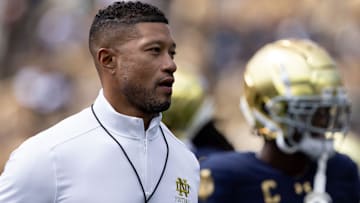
258 140 311 177
95 22 177 129
258 105 337 176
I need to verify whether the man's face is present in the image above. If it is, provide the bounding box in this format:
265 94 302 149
112 22 177 115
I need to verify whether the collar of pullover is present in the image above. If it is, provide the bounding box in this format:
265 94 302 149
92 89 162 140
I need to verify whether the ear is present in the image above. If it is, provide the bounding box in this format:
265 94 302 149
97 48 117 73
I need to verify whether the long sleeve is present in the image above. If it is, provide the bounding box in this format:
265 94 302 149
0 138 56 203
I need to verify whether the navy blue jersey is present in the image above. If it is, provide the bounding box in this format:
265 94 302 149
199 152 360 203
192 120 234 160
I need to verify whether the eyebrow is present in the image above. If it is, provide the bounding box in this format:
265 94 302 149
144 40 176 49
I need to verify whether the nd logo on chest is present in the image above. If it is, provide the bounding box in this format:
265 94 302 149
175 177 190 203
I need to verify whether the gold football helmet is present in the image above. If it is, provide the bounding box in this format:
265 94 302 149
240 38 351 159
162 69 205 139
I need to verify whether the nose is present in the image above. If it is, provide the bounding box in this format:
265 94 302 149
162 55 177 74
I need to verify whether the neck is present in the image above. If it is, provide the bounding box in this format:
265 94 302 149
142 117 152 130
258 141 311 177
103 88 155 130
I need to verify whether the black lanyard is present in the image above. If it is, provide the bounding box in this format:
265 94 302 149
91 104 169 203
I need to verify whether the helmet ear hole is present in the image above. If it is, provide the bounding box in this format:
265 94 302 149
267 101 287 116
260 102 269 114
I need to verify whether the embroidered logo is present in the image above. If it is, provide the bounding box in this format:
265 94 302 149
175 177 190 202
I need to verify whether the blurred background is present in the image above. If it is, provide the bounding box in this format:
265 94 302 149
0 0 360 172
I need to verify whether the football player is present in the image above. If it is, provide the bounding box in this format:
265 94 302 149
199 39 360 203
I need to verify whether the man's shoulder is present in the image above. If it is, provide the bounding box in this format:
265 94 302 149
204 151 256 163
0 107 100 202
199 151 263 190
160 123 190 150
201 151 256 168
20 107 98 152
160 123 199 166
327 152 360 201
328 152 359 174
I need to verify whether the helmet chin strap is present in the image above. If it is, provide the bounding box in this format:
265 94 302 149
304 152 333 203
301 134 334 203
276 130 335 203
298 134 335 161
294 133 335 203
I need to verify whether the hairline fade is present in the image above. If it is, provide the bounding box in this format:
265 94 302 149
88 1 169 58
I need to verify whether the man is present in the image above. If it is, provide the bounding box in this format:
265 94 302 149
0 1 199 203
199 39 360 203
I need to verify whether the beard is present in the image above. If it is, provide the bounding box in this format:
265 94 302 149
123 82 171 114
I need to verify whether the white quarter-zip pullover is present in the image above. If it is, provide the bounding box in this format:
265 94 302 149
0 90 200 203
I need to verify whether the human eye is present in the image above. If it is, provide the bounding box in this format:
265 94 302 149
147 47 161 55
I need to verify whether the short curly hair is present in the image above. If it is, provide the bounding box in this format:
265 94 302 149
89 1 168 57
